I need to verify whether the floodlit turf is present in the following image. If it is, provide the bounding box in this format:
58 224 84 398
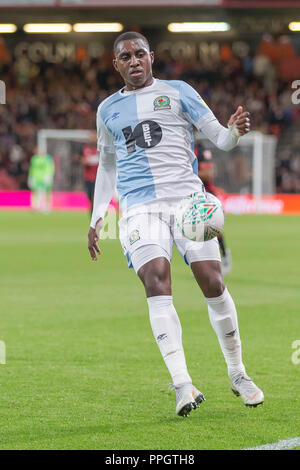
0 210 299 450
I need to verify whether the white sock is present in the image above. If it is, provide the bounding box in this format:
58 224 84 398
205 288 245 378
147 295 192 386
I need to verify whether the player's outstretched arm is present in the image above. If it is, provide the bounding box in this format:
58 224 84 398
227 106 250 136
179 81 250 151
88 155 116 261
89 104 117 262
88 218 103 261
199 106 251 151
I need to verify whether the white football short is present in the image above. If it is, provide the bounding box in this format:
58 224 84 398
118 198 221 273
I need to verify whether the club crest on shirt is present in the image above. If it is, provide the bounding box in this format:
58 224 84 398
153 96 171 111
129 229 140 245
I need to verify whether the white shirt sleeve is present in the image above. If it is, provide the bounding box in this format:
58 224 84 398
179 81 240 151
90 110 117 229
196 112 240 151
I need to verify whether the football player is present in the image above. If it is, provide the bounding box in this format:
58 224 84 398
88 32 263 416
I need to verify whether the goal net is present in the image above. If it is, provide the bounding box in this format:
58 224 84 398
37 129 92 192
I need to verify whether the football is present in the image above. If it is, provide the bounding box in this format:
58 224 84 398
175 192 225 242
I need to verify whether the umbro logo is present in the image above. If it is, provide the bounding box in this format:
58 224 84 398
157 333 167 342
111 112 120 121
225 329 237 337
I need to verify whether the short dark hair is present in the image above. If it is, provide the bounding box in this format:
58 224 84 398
113 31 150 56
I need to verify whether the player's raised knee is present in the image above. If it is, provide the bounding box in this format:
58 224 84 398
203 274 225 298
138 259 171 296
144 271 171 296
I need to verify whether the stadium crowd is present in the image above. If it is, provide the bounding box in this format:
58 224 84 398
276 137 300 193
0 33 299 192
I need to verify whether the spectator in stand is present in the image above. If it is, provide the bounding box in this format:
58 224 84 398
0 161 18 190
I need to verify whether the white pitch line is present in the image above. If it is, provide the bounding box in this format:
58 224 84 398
243 437 300 450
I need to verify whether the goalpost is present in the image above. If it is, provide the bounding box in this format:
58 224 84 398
37 128 277 209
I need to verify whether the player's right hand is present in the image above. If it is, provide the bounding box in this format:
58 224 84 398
88 218 103 261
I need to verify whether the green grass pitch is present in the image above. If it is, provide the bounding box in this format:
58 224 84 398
0 210 299 450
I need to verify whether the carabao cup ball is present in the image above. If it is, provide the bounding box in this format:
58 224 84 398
175 192 225 242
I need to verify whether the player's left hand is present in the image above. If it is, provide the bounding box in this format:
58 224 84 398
228 106 250 136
